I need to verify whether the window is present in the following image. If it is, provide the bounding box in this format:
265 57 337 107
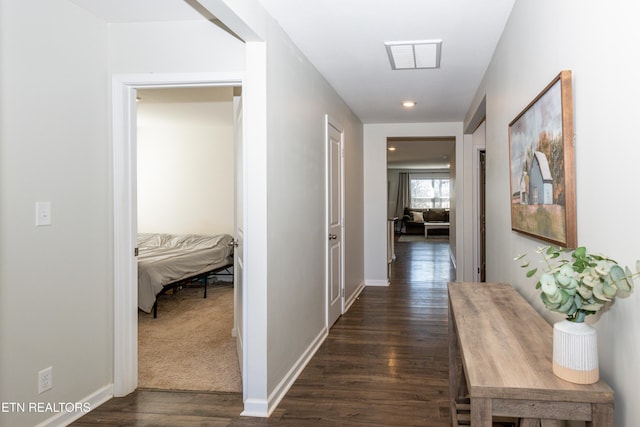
410 177 450 208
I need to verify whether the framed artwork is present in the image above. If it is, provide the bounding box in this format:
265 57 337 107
508 70 576 248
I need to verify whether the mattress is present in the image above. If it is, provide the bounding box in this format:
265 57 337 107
137 233 234 313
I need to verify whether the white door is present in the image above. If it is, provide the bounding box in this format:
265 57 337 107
327 118 344 328
232 90 244 372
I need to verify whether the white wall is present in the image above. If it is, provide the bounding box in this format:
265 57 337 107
364 123 464 284
137 87 235 235
111 1 365 415
109 20 245 74
1 0 363 422
466 0 640 424
263 18 364 403
0 1 111 426
0 5 247 426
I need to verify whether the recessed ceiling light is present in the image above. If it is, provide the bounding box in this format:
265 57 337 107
402 101 416 109
385 39 442 70
388 146 397 151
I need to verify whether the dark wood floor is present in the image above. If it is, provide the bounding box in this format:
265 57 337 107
72 237 454 426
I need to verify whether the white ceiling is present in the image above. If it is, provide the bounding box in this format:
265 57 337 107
257 0 515 124
69 0 515 168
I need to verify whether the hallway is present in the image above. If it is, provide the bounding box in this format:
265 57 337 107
73 239 454 426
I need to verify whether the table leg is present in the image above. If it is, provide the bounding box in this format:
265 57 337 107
587 403 613 427
470 397 492 427
448 299 459 401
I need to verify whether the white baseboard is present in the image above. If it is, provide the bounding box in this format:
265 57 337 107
344 281 365 312
242 328 327 418
241 398 270 417
36 384 113 427
449 247 457 270
365 279 389 287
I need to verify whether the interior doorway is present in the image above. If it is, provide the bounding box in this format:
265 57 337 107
135 86 241 392
386 137 455 234
472 120 486 282
478 149 486 281
112 73 245 398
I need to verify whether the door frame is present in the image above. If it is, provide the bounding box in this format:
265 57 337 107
473 146 486 282
112 72 244 397
325 115 345 329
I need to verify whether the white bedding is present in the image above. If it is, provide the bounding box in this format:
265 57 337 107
137 233 233 313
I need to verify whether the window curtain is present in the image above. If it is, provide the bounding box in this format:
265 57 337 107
395 172 410 219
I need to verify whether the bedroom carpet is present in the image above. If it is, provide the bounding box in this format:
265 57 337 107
138 282 242 393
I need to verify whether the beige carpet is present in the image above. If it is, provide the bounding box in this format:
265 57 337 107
138 282 242 392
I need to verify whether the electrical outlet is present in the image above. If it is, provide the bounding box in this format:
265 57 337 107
38 366 53 394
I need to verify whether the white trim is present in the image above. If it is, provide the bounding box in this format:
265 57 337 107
450 247 457 270
112 73 244 398
243 328 327 417
344 281 365 312
35 385 113 427
365 279 390 287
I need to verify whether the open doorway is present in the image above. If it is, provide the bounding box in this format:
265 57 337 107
386 137 455 242
472 120 487 282
112 73 246 398
135 86 241 392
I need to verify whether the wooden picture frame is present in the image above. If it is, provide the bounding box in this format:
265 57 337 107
508 70 576 248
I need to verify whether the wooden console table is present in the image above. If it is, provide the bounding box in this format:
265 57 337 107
448 282 614 426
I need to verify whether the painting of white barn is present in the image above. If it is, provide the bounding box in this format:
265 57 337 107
508 71 576 247
529 151 553 205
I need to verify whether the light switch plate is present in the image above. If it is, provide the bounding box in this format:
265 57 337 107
36 202 52 226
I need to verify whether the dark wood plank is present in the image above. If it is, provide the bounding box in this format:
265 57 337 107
73 238 454 426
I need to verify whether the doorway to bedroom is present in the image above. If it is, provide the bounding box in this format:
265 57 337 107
134 85 242 393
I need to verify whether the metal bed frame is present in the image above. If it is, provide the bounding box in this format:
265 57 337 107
151 263 233 318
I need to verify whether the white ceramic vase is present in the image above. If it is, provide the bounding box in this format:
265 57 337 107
552 319 599 384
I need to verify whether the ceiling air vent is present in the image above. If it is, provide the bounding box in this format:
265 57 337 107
385 39 442 70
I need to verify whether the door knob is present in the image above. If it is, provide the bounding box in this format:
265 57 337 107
229 239 239 247
329 234 337 240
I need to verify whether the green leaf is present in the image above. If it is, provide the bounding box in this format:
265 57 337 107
609 265 628 291
514 253 527 261
623 266 635 291
602 280 617 298
574 294 583 309
548 290 563 304
592 284 612 302
577 286 592 300
558 294 575 313
573 246 587 259
541 293 560 309
520 261 530 268
526 268 538 278
581 302 604 311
